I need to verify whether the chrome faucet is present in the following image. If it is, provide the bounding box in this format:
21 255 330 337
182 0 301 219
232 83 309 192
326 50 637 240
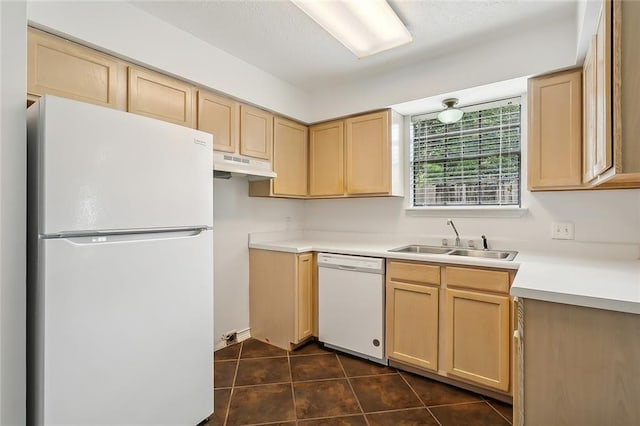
446 218 461 247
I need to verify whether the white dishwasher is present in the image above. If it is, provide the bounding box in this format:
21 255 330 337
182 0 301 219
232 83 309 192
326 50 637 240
317 253 386 364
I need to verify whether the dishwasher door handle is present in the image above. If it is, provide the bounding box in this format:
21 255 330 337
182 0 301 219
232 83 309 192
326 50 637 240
337 265 358 271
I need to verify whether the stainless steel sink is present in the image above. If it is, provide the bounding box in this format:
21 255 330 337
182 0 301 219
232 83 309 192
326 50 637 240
388 245 452 255
448 249 518 261
388 245 518 261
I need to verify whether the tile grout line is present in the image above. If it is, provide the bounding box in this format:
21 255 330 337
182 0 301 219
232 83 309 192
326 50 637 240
398 370 443 425
482 396 513 425
426 407 443 426
427 399 488 409
222 341 243 426
293 413 367 423
286 349 299 425
335 353 370 426
238 354 289 361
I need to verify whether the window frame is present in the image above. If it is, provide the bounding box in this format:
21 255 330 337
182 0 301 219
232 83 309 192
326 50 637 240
406 96 524 213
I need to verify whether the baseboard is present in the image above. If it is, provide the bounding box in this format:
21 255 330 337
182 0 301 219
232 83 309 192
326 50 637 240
213 327 251 351
236 327 251 342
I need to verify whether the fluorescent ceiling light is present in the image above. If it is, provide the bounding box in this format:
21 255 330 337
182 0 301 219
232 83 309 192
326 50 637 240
291 0 413 58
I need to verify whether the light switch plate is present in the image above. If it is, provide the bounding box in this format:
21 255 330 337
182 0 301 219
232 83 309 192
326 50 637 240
551 222 575 240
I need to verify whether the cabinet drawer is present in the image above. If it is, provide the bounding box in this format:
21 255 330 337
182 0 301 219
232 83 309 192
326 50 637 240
387 261 440 286
445 267 510 293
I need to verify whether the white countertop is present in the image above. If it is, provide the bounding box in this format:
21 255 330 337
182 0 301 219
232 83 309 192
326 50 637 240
510 254 640 314
249 231 640 315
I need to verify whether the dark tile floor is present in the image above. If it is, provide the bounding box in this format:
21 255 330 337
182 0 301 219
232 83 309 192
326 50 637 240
207 339 513 426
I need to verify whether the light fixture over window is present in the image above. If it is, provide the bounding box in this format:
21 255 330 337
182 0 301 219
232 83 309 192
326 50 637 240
291 0 413 58
437 98 464 124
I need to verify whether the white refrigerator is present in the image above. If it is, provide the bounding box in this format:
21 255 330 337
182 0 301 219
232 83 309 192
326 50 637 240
27 96 214 426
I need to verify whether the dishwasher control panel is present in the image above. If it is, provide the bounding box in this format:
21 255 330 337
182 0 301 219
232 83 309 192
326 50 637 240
317 253 384 273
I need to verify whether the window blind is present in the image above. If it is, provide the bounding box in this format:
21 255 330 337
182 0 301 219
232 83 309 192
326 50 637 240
410 98 521 207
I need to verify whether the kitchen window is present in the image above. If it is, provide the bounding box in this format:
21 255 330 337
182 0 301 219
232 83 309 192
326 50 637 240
409 98 521 208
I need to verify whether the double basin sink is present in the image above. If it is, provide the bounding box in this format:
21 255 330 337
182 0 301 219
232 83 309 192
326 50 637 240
389 244 518 261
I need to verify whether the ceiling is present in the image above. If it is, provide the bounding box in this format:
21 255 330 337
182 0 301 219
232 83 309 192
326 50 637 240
131 0 577 93
127 0 580 117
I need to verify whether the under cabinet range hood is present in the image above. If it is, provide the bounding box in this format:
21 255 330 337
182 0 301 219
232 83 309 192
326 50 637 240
212 151 276 179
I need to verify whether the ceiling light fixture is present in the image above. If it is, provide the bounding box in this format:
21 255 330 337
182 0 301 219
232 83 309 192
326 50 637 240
291 0 412 58
437 98 464 124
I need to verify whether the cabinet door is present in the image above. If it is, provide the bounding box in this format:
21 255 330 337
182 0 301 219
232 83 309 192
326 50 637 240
594 0 613 177
197 90 239 153
445 288 510 391
27 27 126 110
273 118 308 196
249 249 296 350
309 120 344 196
386 281 439 371
345 111 390 195
295 253 314 343
128 67 195 127
528 69 582 189
240 105 273 160
583 37 598 183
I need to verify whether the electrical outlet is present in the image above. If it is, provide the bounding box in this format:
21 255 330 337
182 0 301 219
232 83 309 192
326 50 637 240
551 222 575 240
222 330 237 344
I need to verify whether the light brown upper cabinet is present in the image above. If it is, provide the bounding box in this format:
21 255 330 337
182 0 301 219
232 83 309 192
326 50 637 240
250 118 308 197
308 109 403 198
128 66 196 127
594 1 613 178
583 37 598 183
583 0 613 184
527 69 583 190
197 90 239 153
27 27 126 110
240 105 273 160
345 111 390 195
598 0 640 187
309 120 345 197
529 0 640 190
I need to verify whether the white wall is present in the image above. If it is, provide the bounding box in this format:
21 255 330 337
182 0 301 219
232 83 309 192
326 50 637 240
212 179 304 344
302 190 640 246
0 1 27 424
307 11 578 121
26 1 312 122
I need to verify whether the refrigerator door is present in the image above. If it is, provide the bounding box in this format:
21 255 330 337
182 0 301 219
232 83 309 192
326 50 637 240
32 230 213 425
30 96 213 235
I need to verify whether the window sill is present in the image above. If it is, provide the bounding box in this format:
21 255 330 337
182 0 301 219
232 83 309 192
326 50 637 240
405 206 528 218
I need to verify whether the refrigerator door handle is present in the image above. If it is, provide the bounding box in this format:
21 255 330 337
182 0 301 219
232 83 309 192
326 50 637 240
43 226 212 239
53 228 211 245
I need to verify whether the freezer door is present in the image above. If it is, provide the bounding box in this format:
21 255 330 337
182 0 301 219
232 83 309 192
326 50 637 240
31 230 213 425
30 96 213 235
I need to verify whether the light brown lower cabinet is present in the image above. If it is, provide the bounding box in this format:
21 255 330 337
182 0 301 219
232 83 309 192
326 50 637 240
444 288 511 392
295 253 314 341
386 260 514 400
519 298 640 425
249 249 315 350
386 280 439 371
